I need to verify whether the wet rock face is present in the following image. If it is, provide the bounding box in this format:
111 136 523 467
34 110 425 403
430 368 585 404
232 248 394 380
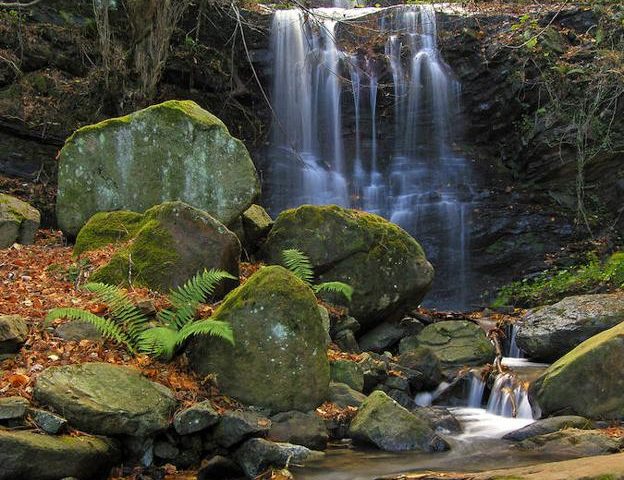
517 293 624 362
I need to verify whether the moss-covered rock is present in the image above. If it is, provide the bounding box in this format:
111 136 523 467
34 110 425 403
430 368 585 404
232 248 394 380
56 100 260 236
77 201 240 293
416 320 495 368
530 321 624 419
262 205 434 329
330 359 364 392
348 390 448 452
0 193 40 248
241 204 273 246
187 266 329 413
33 362 177 436
0 430 120 480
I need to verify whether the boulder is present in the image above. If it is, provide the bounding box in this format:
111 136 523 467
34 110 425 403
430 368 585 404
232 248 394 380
262 205 434 329
33 362 177 436
517 428 622 457
530 322 624 419
241 204 273 247
173 400 220 435
412 406 462 434
0 396 29 420
0 314 28 354
328 382 367 408
56 100 260 236
77 201 240 293
397 347 444 389
0 430 119 480
503 416 592 441
269 411 328 450
517 293 624 361
330 359 364 392
416 320 495 368
188 266 330 413
348 390 448 452
212 410 271 448
234 438 323 478
359 317 424 353
0 193 40 248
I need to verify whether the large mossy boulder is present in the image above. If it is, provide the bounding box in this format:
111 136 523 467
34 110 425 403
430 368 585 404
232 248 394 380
262 205 434 329
530 321 624 419
517 293 624 361
33 362 177 436
348 390 447 452
416 320 495 368
0 430 120 480
188 266 330 413
56 100 260 236
76 201 240 293
0 193 40 248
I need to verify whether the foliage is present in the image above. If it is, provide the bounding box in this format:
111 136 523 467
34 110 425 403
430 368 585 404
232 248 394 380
46 269 235 360
493 252 624 308
281 249 353 301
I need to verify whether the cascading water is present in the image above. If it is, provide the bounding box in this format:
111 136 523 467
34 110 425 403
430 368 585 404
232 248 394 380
265 5 474 309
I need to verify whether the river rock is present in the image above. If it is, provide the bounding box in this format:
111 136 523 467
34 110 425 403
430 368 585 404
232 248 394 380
330 359 364 392
348 390 448 452
30 409 68 434
234 438 323 478
212 410 271 448
517 428 623 456
188 266 330 412
56 100 260 236
416 320 495 368
269 411 328 450
77 201 240 293
412 406 462 434
173 400 220 435
262 205 434 329
530 321 624 419
516 293 624 361
0 314 28 354
33 362 177 436
503 416 592 441
397 346 444 389
0 429 119 480
241 204 273 247
328 381 367 408
0 193 40 248
359 317 424 352
0 396 29 420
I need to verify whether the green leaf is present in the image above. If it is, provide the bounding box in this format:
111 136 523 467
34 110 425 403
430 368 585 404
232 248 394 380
314 281 354 302
177 319 234 346
281 249 314 285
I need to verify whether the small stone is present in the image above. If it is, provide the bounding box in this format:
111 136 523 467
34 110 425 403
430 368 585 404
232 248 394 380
31 408 68 434
212 410 271 448
328 382 367 409
0 315 28 354
0 396 29 420
269 411 328 450
153 440 179 460
173 400 220 435
234 438 323 478
54 321 103 342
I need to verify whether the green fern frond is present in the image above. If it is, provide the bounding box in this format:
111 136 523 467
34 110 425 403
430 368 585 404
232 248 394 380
176 319 234 347
314 281 354 302
137 326 179 360
281 249 314 285
83 282 149 342
46 307 133 352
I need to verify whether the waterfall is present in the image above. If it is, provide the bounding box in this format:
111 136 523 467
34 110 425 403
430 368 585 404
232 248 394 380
507 324 524 358
266 6 474 309
467 372 486 408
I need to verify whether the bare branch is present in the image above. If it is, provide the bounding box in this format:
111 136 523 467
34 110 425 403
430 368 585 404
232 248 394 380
0 0 44 8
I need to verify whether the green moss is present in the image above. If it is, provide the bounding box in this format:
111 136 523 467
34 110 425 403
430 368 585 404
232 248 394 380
74 210 144 256
0 193 38 222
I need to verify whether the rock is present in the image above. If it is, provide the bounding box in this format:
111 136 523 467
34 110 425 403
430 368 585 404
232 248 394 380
397 347 444 389
348 391 448 452
0 429 119 480
503 416 592 441
517 428 623 457
54 321 102 342
416 320 495 368
0 314 28 354
412 406 462 434
398 335 420 354
318 305 331 347
77 201 240 293
241 204 273 247
262 205 434 329
173 400 220 435
30 409 68 434
269 411 328 450
0 396 29 420
517 293 624 362
197 455 243 480
212 410 271 448
234 438 323 478
33 362 177 436
334 329 360 353
188 266 330 412
56 100 260 236
330 360 364 392
153 440 179 460
359 317 425 353
530 322 624 419
0 193 40 248
328 382 367 408
330 315 360 338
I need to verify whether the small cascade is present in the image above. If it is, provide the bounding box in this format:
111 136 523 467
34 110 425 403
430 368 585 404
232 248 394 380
414 381 451 407
467 373 485 408
486 373 533 419
507 324 524 359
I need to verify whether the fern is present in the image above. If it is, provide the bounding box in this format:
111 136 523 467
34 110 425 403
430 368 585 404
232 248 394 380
137 326 179 360
177 318 234 346
314 281 354 302
281 249 314 285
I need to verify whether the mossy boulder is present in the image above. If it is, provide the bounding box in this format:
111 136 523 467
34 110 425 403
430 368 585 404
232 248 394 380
33 362 177 436
188 266 330 413
241 204 273 246
262 205 434 329
530 321 624 419
517 293 624 362
0 193 40 248
416 320 495 368
0 430 120 480
517 429 622 457
330 359 364 392
56 100 260 236
77 201 240 293
348 390 448 452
